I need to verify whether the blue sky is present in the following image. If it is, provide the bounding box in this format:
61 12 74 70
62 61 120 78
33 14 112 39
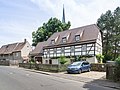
0 0 120 47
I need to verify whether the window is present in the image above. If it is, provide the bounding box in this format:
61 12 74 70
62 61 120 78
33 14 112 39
75 35 80 41
51 40 55 45
62 37 67 43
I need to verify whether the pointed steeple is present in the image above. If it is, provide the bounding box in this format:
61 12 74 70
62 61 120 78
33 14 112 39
62 4 65 23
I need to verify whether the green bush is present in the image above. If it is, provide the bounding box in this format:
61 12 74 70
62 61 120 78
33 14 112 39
103 54 112 63
29 58 35 64
114 56 120 81
96 54 104 63
59 56 67 64
115 56 120 65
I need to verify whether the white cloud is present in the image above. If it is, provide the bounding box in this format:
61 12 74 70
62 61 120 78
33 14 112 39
0 0 120 47
30 0 120 28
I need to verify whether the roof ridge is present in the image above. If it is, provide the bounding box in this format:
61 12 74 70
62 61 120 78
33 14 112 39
52 24 96 35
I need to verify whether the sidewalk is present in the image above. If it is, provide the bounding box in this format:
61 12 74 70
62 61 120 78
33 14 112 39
21 68 120 89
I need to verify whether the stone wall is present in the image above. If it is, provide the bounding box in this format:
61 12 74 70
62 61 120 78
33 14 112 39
0 60 10 66
91 63 106 72
19 63 106 72
106 61 120 82
19 63 68 72
106 64 115 80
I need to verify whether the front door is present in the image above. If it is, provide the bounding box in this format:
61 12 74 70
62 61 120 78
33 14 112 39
49 59 52 64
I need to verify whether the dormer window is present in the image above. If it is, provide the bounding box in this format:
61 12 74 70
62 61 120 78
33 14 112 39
51 40 55 45
51 36 59 45
75 35 80 42
62 32 70 43
62 37 67 43
75 30 84 42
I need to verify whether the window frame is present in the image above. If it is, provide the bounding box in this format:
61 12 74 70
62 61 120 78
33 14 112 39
62 37 67 43
51 40 55 45
75 35 80 42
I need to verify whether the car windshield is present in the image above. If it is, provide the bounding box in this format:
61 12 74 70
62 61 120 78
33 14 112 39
71 62 81 66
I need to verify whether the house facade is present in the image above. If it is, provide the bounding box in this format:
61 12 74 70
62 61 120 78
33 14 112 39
29 41 46 64
30 24 102 64
42 24 102 64
0 39 32 64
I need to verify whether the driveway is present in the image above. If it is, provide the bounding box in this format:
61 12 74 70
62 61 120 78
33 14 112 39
50 71 106 83
55 71 106 79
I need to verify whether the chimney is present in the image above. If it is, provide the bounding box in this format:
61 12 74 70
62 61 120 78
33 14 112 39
24 39 27 43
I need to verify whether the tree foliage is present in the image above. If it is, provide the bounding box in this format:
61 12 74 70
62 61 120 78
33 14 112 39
32 17 71 46
97 7 120 61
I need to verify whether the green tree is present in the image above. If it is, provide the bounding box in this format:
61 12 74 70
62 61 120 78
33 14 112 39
97 7 120 61
32 17 71 46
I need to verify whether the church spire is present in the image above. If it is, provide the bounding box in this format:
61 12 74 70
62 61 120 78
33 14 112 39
62 4 65 23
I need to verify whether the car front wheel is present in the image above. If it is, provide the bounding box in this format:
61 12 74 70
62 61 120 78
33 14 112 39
78 69 82 74
88 68 90 72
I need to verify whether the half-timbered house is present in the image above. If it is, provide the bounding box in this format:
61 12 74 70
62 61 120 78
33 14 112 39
42 24 102 64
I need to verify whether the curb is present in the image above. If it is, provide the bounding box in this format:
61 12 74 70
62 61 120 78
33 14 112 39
22 68 51 75
26 69 50 75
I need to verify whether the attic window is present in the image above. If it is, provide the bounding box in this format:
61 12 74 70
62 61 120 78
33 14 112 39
62 33 70 43
62 37 67 43
75 35 80 42
75 30 84 42
51 40 55 45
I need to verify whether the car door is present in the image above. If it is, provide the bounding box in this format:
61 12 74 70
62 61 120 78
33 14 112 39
83 62 90 71
81 62 87 71
85 62 90 71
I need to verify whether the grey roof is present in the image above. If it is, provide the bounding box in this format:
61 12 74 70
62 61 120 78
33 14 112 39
30 41 46 55
44 24 100 48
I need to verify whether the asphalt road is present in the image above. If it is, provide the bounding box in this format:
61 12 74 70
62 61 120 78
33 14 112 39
0 66 116 90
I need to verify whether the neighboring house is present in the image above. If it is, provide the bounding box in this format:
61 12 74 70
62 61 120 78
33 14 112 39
29 41 46 64
0 39 32 64
31 24 102 64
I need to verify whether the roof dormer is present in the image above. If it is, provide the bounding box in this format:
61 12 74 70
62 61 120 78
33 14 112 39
75 30 84 42
62 32 70 43
51 36 59 45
